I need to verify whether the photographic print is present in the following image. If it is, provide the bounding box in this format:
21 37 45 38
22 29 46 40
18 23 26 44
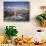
4 2 30 21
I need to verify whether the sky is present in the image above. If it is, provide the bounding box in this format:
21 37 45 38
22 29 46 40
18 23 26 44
4 2 29 9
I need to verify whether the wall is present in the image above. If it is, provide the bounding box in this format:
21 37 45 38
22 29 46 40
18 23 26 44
0 0 46 42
